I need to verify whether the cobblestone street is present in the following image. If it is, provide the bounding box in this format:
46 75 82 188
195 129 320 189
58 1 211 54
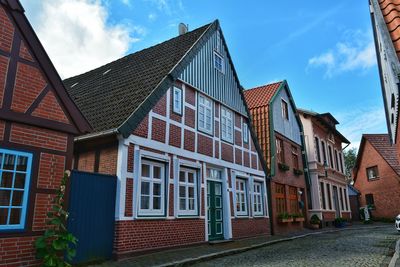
194 226 399 267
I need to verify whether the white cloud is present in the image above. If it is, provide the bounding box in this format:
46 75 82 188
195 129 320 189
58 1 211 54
336 106 387 150
148 13 157 21
21 0 144 78
121 0 132 7
307 30 377 78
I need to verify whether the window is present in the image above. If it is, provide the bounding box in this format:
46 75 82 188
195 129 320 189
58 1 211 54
288 186 298 213
235 178 248 216
315 137 321 163
221 107 233 142
339 187 344 211
326 184 332 210
328 145 334 169
253 182 264 216
366 166 379 180
292 146 299 170
365 194 374 206
198 95 213 134
275 184 286 214
172 87 182 115
391 93 395 108
281 100 289 120
320 182 326 210
0 149 32 230
207 168 221 180
214 52 224 73
321 141 327 166
339 153 344 174
216 31 222 53
138 160 166 216
243 123 249 143
276 138 284 163
334 150 339 171
344 189 349 211
178 168 198 216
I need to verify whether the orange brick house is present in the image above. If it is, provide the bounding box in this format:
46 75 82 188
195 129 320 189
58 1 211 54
244 81 309 234
0 0 90 266
353 134 400 219
66 21 270 258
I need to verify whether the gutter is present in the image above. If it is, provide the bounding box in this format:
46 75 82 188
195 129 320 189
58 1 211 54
74 128 118 142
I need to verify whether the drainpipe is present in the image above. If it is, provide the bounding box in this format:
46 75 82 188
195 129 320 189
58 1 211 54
265 177 274 235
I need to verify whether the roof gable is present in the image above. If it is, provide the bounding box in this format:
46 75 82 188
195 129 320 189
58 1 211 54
243 81 282 109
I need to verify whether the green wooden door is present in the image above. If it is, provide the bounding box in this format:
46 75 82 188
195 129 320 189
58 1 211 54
207 181 224 241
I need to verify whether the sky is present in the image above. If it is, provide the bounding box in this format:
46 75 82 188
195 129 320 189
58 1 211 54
20 0 387 150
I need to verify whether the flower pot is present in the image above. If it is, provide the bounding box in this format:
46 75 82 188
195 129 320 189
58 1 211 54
294 217 305 222
278 218 293 223
310 223 320 230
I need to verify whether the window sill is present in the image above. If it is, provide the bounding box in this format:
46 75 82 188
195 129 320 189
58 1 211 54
176 215 201 219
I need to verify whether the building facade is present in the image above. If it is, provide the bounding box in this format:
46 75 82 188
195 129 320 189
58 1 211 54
353 134 400 219
299 109 351 225
66 21 270 258
0 1 90 266
244 81 309 234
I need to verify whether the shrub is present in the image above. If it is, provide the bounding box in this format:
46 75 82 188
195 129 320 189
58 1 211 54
293 168 304 176
310 214 321 225
278 163 290 171
278 212 292 220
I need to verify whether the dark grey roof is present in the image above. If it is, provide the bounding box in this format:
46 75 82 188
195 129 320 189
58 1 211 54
64 22 212 134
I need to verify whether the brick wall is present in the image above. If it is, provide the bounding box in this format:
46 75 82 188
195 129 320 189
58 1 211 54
0 236 40 267
354 140 400 218
231 218 270 239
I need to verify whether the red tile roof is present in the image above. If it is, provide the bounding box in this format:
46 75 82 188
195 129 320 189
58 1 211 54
364 134 400 176
243 81 282 109
379 0 400 59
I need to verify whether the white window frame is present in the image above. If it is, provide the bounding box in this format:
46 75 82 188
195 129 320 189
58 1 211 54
281 99 289 120
243 122 249 143
253 181 264 216
172 86 183 115
235 178 248 216
197 94 213 135
214 52 224 73
177 167 198 216
138 159 166 217
221 106 233 143
0 149 32 231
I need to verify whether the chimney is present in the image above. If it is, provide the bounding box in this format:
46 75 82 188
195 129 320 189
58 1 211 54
178 23 188 35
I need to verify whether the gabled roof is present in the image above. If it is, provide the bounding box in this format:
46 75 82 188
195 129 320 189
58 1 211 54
243 81 282 109
2 0 91 134
354 134 400 181
298 108 350 144
378 0 400 60
64 22 214 137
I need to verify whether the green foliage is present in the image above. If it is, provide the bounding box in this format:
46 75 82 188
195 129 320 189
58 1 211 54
334 217 346 224
290 213 304 219
35 171 77 267
293 168 304 176
278 162 290 171
310 214 321 225
344 148 357 179
278 212 292 219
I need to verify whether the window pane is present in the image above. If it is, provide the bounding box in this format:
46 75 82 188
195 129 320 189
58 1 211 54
179 198 186 210
141 181 150 195
140 196 150 209
153 196 161 210
1 172 13 188
12 191 24 206
179 171 185 182
9 208 21 224
188 172 194 183
0 190 11 206
153 183 161 196
142 164 150 177
188 187 194 198
189 198 195 210
179 186 186 197
14 173 26 189
153 166 161 179
16 156 28 172
3 154 15 170
0 208 8 225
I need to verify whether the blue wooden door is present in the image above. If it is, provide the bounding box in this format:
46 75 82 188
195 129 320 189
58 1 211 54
67 170 117 264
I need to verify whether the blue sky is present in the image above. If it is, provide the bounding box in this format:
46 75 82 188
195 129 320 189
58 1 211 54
21 0 387 149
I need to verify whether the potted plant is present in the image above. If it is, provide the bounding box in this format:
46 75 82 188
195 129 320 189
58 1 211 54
293 168 304 176
334 217 346 228
278 162 290 171
292 213 305 222
309 214 320 229
277 212 293 223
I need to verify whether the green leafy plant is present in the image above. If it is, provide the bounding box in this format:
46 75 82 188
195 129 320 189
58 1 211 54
35 171 77 267
293 168 304 176
277 212 292 220
291 213 304 219
310 214 321 225
278 162 290 171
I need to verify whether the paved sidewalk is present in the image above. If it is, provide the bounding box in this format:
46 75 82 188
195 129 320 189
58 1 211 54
92 223 394 267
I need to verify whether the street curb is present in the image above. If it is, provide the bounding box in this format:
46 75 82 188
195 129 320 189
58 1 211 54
389 238 400 267
156 225 390 267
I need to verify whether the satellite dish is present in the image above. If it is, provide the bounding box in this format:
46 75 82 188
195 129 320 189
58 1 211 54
179 23 188 35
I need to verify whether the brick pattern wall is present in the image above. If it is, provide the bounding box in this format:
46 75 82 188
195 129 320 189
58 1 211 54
19 40 34 62
32 91 70 124
125 178 133 217
0 6 14 53
32 193 55 231
98 146 118 175
0 236 40 266
231 218 270 239
37 153 65 189
0 55 8 108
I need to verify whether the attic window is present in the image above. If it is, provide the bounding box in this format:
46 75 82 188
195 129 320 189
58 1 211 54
366 166 379 180
214 52 224 73
103 69 112 75
71 82 79 88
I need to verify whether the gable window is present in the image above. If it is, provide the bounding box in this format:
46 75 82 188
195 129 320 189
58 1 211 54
243 123 249 143
275 183 286 214
214 52 224 73
172 87 183 115
253 181 264 216
365 194 375 207
321 140 327 166
339 153 344 173
235 178 248 216
328 145 334 169
221 107 233 142
198 95 213 135
292 146 299 170
138 160 166 216
0 149 32 230
366 166 379 180
178 168 198 216
320 182 326 210
315 137 321 163
276 138 284 163
281 100 289 120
